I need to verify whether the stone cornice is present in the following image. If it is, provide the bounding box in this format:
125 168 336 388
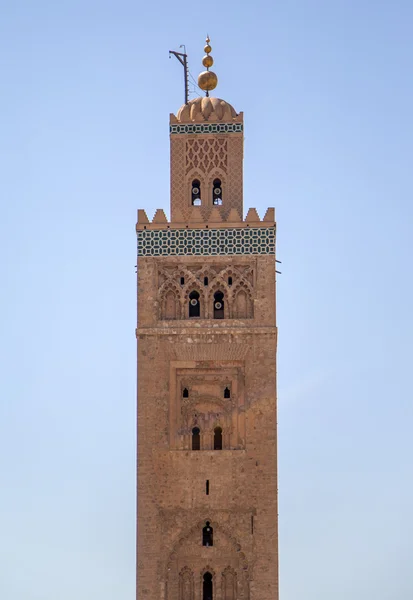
135 325 277 337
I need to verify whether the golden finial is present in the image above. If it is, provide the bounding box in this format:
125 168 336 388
198 35 218 96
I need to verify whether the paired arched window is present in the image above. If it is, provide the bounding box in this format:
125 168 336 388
212 178 222 205
213 291 224 319
202 522 213 546
190 426 223 451
192 180 201 206
192 427 200 451
189 291 200 318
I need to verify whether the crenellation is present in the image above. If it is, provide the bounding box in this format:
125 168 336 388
244 208 261 224
153 208 169 224
263 207 276 222
137 209 149 224
136 207 275 231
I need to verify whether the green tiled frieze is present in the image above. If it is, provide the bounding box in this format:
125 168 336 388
137 227 275 257
170 123 243 135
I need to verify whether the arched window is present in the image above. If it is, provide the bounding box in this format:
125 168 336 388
222 568 236 600
202 522 213 546
182 388 189 398
164 290 177 320
192 427 200 451
213 291 224 319
224 387 231 399
189 291 200 318
192 179 201 206
179 567 194 600
214 427 222 450
212 178 222 205
235 289 250 319
203 571 213 600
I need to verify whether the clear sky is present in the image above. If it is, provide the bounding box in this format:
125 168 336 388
1 1 412 599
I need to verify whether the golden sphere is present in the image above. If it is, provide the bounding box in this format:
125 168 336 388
204 44 212 53
198 70 218 91
202 55 213 68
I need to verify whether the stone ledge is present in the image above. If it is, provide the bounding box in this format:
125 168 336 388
136 326 277 337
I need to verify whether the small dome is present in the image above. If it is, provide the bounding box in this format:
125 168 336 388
176 96 238 123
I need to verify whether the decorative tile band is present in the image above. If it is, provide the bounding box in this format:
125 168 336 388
137 227 275 257
170 123 243 135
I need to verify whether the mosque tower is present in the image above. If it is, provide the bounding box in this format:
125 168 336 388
136 38 279 600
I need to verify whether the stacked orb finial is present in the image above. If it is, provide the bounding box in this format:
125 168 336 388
197 36 218 96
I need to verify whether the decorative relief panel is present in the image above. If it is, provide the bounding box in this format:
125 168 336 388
171 366 246 451
157 263 255 320
137 227 275 257
185 138 227 175
179 567 194 600
222 566 237 600
227 136 243 214
166 521 249 600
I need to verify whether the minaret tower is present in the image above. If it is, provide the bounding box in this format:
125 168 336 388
136 39 278 600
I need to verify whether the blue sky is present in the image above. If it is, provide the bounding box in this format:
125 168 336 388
1 1 412 598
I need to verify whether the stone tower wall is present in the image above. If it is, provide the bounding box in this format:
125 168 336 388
169 115 244 222
137 249 278 600
137 97 278 600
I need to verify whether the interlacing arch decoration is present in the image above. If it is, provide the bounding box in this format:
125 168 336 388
178 265 201 289
157 264 255 320
166 519 249 580
179 566 194 600
232 283 254 319
183 394 228 416
185 138 228 175
217 265 254 296
222 566 237 600
159 281 182 320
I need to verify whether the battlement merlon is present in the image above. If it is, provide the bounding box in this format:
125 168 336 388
135 207 276 232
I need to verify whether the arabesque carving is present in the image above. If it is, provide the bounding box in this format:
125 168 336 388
158 264 254 321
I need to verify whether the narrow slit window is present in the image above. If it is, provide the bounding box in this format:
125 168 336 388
228 276 233 286
224 387 231 399
180 276 185 285
182 388 189 398
202 522 213 546
206 480 209 495
251 515 254 534
204 276 209 286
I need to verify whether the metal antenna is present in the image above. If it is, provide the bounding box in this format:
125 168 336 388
169 46 189 105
